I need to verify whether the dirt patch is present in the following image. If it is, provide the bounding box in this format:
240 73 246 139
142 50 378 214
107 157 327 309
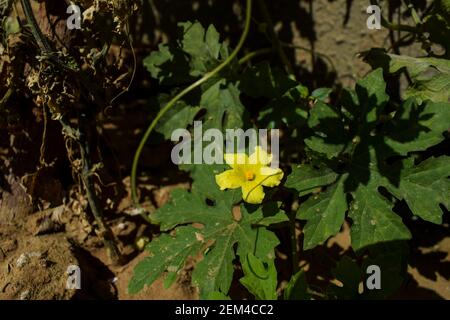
0 234 77 300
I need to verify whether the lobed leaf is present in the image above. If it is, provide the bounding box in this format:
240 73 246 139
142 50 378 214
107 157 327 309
363 49 450 103
131 163 287 298
386 156 450 224
239 253 278 300
285 164 338 196
297 175 347 250
349 185 411 252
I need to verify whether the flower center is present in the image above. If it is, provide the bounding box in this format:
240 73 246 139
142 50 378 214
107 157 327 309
244 171 256 181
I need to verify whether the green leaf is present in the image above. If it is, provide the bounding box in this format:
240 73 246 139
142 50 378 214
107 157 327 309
191 208 281 298
327 256 362 300
348 185 411 252
305 101 349 158
354 68 389 123
363 49 450 103
258 96 308 129
189 164 241 204
254 202 290 226
149 188 214 230
297 69 449 252
239 253 278 300
328 68 387 127
128 226 203 294
143 44 192 85
143 21 246 140
155 97 200 140
200 79 246 131
297 175 347 250
284 270 309 300
258 86 309 128
339 71 445 250
179 22 227 77
285 164 338 196
384 99 450 155
405 72 450 103
132 183 284 298
386 156 450 224
3 16 20 37
143 21 230 84
240 62 298 98
311 88 332 102
439 0 450 17
207 291 231 300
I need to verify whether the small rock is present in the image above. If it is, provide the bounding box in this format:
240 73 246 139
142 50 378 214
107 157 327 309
16 254 29 268
113 221 136 237
19 290 30 300
26 211 62 236
15 252 41 268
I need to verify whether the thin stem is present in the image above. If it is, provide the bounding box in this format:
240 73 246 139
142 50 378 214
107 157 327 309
281 42 337 75
39 103 48 167
256 0 294 76
238 43 336 76
383 21 418 33
20 0 52 53
0 86 14 108
238 47 273 65
110 21 137 105
79 111 123 265
404 0 422 25
289 209 299 274
20 0 76 71
130 0 254 214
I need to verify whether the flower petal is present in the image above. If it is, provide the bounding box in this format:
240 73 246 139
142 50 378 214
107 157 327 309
258 166 284 187
242 182 265 204
224 153 249 167
215 169 243 190
248 146 272 165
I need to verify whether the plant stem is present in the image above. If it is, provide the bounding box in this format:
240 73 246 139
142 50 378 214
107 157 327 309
281 42 337 75
256 0 294 76
403 0 422 25
0 86 14 108
20 0 74 72
130 0 254 215
289 209 299 274
238 47 273 65
238 43 336 75
78 111 123 265
20 0 52 53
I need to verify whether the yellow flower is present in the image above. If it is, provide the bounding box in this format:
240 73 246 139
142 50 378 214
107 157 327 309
215 146 284 204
